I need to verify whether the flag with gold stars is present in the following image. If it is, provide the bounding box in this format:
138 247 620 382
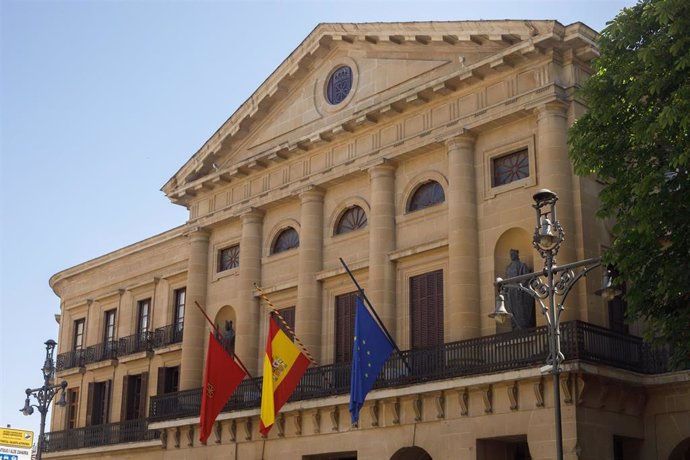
199 332 246 443
349 295 394 424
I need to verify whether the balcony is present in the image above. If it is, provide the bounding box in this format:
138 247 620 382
149 321 671 422
84 340 117 365
153 323 184 348
43 418 158 452
56 349 84 371
56 323 184 371
118 331 154 356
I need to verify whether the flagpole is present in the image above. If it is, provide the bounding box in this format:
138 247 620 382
193 300 256 380
339 257 412 373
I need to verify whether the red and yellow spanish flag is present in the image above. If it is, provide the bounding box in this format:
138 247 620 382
259 316 310 435
199 332 246 443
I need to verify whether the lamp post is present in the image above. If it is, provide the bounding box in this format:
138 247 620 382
20 339 68 460
489 189 616 460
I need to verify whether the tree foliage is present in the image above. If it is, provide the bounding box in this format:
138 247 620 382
569 0 690 368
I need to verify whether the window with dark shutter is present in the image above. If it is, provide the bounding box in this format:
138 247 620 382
122 372 148 420
66 388 79 429
410 270 444 349
334 292 358 363
87 380 111 426
157 366 180 395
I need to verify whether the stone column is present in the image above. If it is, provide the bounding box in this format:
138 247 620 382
446 133 481 341
180 228 210 390
296 188 324 360
368 162 396 332
236 209 264 374
535 102 580 321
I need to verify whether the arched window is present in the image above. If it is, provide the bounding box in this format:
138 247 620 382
335 206 368 235
407 180 445 212
272 227 299 254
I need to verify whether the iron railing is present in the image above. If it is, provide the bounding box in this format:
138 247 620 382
56 349 85 371
153 323 184 348
43 418 158 452
84 340 118 365
57 323 184 371
148 321 671 422
118 331 154 356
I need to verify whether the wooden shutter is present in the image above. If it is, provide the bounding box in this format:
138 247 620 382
335 292 357 363
103 380 112 424
85 382 94 426
138 372 148 419
120 375 130 421
157 367 167 395
410 270 444 349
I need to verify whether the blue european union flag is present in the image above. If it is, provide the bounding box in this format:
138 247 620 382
349 295 394 424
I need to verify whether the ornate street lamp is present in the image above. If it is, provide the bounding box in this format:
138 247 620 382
489 189 618 460
20 339 68 460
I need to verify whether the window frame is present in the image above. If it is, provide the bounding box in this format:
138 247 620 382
334 205 368 236
217 244 240 272
271 227 300 255
103 309 116 343
406 180 446 213
73 319 85 351
483 136 536 199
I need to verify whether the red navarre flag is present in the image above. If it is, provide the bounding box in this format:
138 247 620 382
199 332 246 443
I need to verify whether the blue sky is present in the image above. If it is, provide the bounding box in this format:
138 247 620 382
1 0 635 441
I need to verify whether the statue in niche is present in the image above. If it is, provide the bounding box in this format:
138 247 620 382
216 320 236 356
505 249 536 329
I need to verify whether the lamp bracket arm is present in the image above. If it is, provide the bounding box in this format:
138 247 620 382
554 259 602 305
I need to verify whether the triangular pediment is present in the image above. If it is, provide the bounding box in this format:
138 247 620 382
243 54 453 158
163 20 598 201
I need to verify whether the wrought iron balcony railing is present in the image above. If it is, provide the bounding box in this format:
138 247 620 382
84 340 118 365
56 323 184 371
43 418 158 452
118 331 154 356
153 323 184 348
56 349 85 371
149 321 671 422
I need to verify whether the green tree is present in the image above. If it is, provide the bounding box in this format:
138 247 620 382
569 0 690 368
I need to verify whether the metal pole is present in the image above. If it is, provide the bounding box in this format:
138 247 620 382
546 252 564 460
37 406 47 460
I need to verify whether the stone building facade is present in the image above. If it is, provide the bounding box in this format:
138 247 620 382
46 21 690 460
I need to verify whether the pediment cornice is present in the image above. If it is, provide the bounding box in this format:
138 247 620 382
162 20 598 203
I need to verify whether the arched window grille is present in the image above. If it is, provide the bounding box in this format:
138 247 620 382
272 227 300 254
407 180 445 212
326 66 353 105
335 206 368 235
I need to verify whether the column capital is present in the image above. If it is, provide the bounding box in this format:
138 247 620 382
187 227 210 242
298 186 325 202
239 207 265 224
445 131 476 151
367 159 396 179
535 101 568 121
